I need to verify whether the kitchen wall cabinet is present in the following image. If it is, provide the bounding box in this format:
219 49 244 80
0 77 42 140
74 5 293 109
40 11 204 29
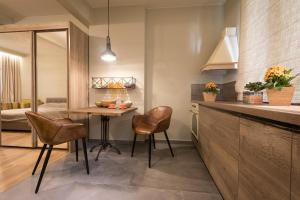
196 104 298 200
198 106 239 200
239 118 291 200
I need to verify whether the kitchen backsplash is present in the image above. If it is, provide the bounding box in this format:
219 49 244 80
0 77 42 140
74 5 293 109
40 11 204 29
191 81 237 101
236 0 300 103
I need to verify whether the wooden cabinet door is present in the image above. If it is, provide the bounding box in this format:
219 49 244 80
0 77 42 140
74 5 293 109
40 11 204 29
239 118 291 200
292 134 300 200
199 106 239 200
198 106 212 165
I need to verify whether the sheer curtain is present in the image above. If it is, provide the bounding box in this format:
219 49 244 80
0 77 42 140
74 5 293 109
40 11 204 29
0 54 22 104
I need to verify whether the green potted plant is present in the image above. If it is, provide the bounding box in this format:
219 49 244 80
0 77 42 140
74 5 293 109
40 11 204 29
264 66 299 106
243 82 265 105
202 82 220 102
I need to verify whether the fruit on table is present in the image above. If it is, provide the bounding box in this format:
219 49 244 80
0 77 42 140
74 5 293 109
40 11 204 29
119 103 126 109
108 104 116 109
108 82 125 89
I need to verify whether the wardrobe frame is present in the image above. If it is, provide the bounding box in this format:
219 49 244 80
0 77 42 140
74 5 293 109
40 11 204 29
0 22 89 150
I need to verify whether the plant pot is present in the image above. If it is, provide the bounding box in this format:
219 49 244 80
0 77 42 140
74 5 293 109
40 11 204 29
266 86 295 106
243 91 263 105
202 92 217 102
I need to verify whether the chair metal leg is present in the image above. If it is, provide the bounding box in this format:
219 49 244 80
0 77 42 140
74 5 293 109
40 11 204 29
131 133 137 157
35 145 53 193
148 135 152 168
75 140 79 162
152 134 156 149
82 138 90 175
164 131 174 157
32 144 47 175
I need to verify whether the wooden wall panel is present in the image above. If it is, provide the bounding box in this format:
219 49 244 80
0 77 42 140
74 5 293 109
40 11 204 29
198 106 239 200
292 134 300 200
68 23 89 136
239 118 291 200
69 23 89 110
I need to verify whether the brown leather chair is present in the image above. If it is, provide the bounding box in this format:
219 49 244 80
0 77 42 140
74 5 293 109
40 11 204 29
131 106 174 168
25 112 89 193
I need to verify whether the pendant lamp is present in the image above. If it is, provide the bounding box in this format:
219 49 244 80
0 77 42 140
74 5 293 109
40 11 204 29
101 0 117 62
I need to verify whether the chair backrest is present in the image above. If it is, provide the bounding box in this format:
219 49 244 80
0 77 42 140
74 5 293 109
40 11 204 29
25 112 61 144
147 106 172 131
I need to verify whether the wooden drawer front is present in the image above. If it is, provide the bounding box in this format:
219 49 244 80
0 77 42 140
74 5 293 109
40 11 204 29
199 106 239 200
292 134 300 200
239 118 291 200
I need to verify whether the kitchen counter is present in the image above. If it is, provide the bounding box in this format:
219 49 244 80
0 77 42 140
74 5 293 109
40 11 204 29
192 100 300 127
193 101 300 199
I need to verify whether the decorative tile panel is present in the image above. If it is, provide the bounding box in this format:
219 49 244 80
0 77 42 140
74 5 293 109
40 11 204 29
236 0 300 103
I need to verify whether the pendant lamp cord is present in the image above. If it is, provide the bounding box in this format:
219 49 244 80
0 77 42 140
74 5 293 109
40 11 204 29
107 0 110 37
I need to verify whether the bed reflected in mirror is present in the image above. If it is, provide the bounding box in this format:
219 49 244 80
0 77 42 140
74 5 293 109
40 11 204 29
0 32 33 147
36 30 68 149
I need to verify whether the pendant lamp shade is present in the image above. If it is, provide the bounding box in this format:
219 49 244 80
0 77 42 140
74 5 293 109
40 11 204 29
101 36 116 62
101 0 117 62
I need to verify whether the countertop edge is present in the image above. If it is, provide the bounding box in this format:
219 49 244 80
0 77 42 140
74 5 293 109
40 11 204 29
193 101 300 127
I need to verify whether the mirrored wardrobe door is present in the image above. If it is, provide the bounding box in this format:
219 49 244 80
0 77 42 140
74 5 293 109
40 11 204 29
36 30 68 149
0 31 34 147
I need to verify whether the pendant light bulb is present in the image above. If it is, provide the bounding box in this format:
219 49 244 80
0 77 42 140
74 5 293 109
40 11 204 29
101 36 117 62
101 52 116 62
101 0 117 62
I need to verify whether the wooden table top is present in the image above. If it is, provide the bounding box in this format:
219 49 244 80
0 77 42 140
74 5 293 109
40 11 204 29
70 106 138 117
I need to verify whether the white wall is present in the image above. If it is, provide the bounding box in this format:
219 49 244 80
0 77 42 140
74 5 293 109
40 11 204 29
222 0 240 84
224 0 240 28
89 7 145 140
236 1 300 102
4 5 226 141
146 6 224 141
36 36 67 102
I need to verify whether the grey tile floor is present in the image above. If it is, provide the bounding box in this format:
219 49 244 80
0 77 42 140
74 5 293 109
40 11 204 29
0 142 222 200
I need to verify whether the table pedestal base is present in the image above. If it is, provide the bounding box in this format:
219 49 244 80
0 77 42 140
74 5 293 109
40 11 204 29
90 116 121 161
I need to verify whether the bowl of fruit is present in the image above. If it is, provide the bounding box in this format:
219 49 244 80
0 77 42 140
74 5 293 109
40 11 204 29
95 99 117 108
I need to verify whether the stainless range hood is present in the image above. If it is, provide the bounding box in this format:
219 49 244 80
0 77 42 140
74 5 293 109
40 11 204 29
202 27 239 71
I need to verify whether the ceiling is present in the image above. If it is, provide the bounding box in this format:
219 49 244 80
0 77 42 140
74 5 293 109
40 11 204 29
0 0 226 26
85 0 226 8
0 0 67 19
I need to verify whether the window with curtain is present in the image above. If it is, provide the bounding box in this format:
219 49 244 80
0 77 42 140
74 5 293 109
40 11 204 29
0 53 22 105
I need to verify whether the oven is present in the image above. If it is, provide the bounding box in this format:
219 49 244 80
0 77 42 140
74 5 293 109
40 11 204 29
191 103 199 140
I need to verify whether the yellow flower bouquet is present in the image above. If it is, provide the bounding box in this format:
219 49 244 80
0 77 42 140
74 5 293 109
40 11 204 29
203 82 220 94
264 66 298 89
264 66 299 105
202 82 220 102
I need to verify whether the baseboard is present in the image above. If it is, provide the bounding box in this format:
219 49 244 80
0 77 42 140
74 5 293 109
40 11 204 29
88 139 192 145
